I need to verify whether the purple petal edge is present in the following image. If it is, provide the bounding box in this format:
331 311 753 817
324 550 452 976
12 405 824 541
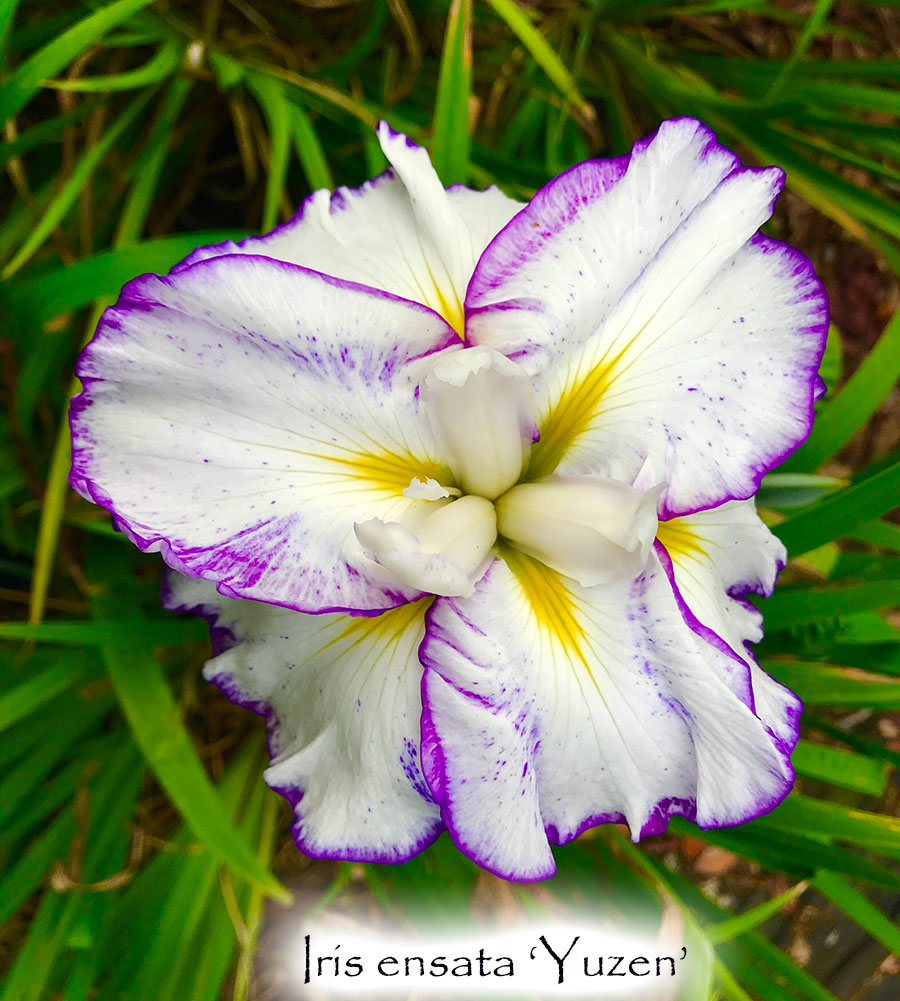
654 540 801 764
654 540 757 713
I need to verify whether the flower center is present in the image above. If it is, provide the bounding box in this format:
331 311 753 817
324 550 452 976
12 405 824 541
353 346 660 597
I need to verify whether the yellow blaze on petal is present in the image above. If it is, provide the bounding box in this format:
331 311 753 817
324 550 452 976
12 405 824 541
417 258 465 338
501 546 587 665
528 345 629 479
329 450 452 497
333 596 431 652
656 518 706 564
433 287 466 340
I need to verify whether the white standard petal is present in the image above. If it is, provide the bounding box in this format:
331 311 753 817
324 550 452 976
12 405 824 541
420 548 794 881
164 574 442 863
466 117 828 516
71 254 461 613
175 124 523 334
496 475 660 586
657 500 799 753
424 345 537 499
354 495 497 598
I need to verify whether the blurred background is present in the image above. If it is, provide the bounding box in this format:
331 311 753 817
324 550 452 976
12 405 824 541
1 1 899 999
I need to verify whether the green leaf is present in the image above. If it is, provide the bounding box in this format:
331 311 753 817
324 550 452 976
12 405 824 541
156 744 266 1001
722 935 841 1001
787 306 900 472
208 49 244 90
1 86 157 279
0 0 22 69
716 117 900 242
0 0 158 123
805 714 900 770
812 871 900 955
0 740 142 1000
431 0 472 185
774 458 900 555
89 573 289 903
792 740 887 795
101 739 266 1001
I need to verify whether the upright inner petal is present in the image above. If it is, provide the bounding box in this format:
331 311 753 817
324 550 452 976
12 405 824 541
424 346 536 500
495 476 660 586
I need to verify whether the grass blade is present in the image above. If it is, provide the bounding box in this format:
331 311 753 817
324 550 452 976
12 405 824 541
812 871 900 955
42 39 182 92
0 619 207 646
245 72 292 231
431 0 472 185
0 660 91 733
3 231 243 328
761 661 900 709
0 104 91 166
290 103 334 190
89 569 289 902
1 86 157 279
792 740 887 796
114 75 193 244
484 0 593 123
0 0 158 123
760 581 900 629
707 881 809 944
774 458 900 555
763 0 838 101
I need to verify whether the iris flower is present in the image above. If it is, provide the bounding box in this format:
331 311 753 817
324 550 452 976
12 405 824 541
70 119 827 880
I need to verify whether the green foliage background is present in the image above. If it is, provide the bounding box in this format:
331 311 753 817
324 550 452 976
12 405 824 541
1 1 899 998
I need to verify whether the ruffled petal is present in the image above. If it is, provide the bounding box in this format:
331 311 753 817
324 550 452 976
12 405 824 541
177 125 523 334
420 548 794 880
657 501 800 753
71 254 460 612
466 117 828 516
165 574 442 863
